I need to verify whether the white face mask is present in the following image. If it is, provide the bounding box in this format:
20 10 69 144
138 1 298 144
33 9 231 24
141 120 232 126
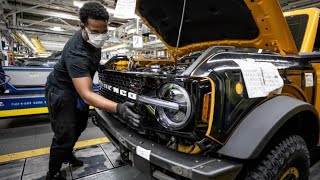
86 28 108 48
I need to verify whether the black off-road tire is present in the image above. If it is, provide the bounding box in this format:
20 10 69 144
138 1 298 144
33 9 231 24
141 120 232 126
244 135 310 180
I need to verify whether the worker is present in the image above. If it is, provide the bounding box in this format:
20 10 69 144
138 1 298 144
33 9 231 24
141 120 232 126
45 2 141 180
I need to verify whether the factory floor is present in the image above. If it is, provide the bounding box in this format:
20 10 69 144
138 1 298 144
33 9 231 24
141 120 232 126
0 114 319 180
0 114 148 180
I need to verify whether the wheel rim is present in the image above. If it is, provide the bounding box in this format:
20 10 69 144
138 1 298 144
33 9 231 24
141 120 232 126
280 167 299 180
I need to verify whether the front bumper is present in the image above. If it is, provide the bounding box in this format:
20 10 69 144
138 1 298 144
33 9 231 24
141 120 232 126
95 109 242 180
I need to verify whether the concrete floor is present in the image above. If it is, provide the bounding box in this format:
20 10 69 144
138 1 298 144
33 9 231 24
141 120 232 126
0 115 319 180
0 143 148 180
0 115 104 155
0 115 148 180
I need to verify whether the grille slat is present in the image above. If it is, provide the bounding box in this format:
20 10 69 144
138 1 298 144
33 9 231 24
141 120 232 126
98 70 144 103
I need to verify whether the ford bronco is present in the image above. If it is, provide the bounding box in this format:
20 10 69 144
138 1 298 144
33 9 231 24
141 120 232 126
95 0 320 179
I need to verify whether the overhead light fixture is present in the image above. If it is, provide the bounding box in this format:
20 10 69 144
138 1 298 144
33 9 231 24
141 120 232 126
49 26 65 32
72 0 140 19
73 0 84 8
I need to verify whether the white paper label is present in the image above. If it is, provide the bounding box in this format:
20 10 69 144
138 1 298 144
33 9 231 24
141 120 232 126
136 146 151 161
234 60 284 98
133 35 143 48
114 0 136 19
305 73 314 87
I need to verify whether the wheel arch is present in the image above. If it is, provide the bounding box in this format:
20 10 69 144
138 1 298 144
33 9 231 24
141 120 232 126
276 110 319 149
217 96 319 160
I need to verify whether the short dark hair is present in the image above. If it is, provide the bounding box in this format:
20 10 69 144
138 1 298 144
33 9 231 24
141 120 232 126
79 2 109 24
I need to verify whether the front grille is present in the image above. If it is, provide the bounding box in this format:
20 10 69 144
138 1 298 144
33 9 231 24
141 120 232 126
98 69 199 142
98 70 145 103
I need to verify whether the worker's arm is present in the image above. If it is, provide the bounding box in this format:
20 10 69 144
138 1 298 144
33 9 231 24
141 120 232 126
72 77 117 112
66 53 140 122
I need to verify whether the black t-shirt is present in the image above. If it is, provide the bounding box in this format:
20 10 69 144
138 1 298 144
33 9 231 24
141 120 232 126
47 30 101 90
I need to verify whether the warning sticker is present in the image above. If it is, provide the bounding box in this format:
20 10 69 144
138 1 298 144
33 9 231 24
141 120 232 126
305 73 314 87
234 60 284 98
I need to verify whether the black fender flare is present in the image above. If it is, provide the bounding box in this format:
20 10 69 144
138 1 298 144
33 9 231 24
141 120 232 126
217 96 319 160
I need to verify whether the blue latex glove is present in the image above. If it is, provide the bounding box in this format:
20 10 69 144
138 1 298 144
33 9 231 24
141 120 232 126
76 95 89 111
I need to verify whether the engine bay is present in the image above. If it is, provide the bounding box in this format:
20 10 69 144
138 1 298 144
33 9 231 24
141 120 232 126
101 53 201 75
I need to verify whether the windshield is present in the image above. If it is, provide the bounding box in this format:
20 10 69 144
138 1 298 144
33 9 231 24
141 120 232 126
285 14 309 52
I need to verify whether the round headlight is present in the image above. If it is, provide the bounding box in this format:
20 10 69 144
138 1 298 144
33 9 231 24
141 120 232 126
156 83 192 130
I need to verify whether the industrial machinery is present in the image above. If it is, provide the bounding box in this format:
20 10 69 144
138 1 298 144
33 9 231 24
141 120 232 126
103 55 175 71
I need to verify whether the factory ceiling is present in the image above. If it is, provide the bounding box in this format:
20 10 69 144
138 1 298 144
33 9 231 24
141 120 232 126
0 0 319 51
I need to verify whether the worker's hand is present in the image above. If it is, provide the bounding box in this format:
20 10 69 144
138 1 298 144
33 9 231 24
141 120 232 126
117 102 141 126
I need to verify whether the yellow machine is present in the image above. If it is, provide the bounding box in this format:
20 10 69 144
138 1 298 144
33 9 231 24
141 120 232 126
113 58 175 71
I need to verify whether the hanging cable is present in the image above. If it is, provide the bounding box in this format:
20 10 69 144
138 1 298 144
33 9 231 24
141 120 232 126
175 0 187 67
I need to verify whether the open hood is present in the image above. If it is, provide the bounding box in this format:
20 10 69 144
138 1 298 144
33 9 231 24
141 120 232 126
136 0 298 57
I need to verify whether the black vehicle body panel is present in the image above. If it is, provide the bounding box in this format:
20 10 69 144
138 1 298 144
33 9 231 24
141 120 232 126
218 96 319 159
96 109 242 180
98 70 214 140
96 47 319 179
15 51 61 67
184 49 314 143
97 48 316 143
138 0 259 48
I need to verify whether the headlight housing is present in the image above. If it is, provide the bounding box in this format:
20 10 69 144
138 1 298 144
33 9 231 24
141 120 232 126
156 83 192 130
